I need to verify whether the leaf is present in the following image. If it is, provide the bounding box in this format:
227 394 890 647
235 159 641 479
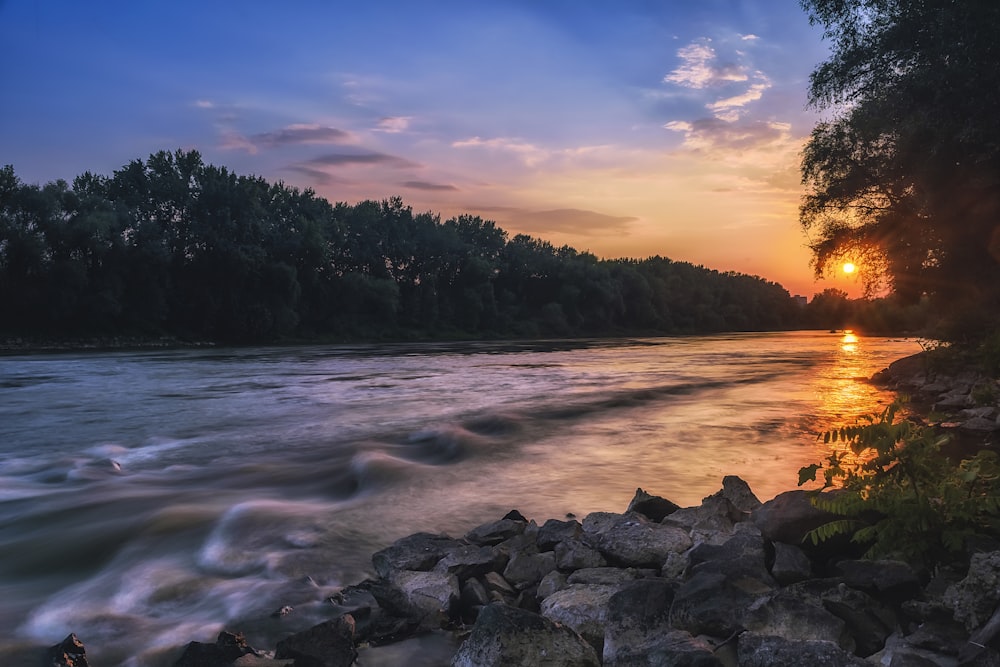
799 464 822 486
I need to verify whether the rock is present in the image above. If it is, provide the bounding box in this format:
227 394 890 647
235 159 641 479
566 567 649 586
554 538 608 570
743 588 855 653
540 583 621 654
48 633 90 667
821 584 896 657
174 631 263 667
737 632 870 666
466 515 528 546
538 570 568 599
607 629 722 666
687 531 774 584
270 605 294 618
483 571 517 598
274 615 357 667
960 407 998 420
960 417 1000 433
752 489 843 546
663 495 738 546
502 550 557 590
433 544 507 581
451 602 600 667
770 542 813 585
537 518 582 550
870 631 961 667
670 570 769 637
935 392 973 409
836 559 921 601
944 550 1000 631
719 475 762 514
372 570 460 629
603 579 698 666
459 577 491 620
626 487 681 522
371 532 461 578
582 511 692 567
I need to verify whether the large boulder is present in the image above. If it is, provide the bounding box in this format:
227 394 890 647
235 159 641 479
537 518 583 550
835 559 921 602
769 542 813 585
555 538 607 570
451 602 600 667
466 512 530 546
742 588 855 653
433 544 507 582
944 550 1000 631
371 570 460 629
274 616 357 667
503 550 557 590
582 512 692 567
626 487 681 522
752 490 843 546
670 570 770 637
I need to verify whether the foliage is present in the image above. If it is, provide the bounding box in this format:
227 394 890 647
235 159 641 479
0 152 806 344
798 403 1000 566
799 0 1000 336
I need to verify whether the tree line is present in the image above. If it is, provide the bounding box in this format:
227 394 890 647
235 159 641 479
0 150 852 344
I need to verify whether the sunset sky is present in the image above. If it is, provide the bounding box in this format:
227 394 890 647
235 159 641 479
1 0 862 298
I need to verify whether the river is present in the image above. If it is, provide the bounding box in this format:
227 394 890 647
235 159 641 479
0 331 921 665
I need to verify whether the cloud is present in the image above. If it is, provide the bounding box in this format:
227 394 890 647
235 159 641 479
375 116 412 133
401 180 458 192
741 34 760 41
283 165 350 186
222 124 354 153
707 80 771 121
452 136 550 167
194 99 216 109
488 207 638 236
304 151 419 168
664 39 748 89
664 117 793 154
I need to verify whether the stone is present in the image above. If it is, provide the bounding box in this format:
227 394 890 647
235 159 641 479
743 588 855 653
960 417 1000 433
670 571 769 637
566 567 648 586
607 629 722 666
466 516 528 546
737 632 870 666
537 518 582 550
538 570 568 600
48 633 90 667
582 512 692 567
483 571 517 597
836 559 921 601
626 487 681 522
540 583 621 654
719 475 762 514
173 631 263 667
663 495 737 546
372 570 460 629
371 532 461 578
460 577 490 611
503 550 557 590
451 602 600 667
960 407 998 420
433 544 507 581
944 550 1000 631
770 542 813 585
821 584 896 657
752 489 843 546
687 531 774 584
554 538 608 570
275 615 357 667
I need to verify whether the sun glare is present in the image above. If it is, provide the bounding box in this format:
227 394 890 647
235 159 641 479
842 262 856 274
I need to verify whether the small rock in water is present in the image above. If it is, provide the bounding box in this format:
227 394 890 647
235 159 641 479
48 633 89 667
271 605 294 617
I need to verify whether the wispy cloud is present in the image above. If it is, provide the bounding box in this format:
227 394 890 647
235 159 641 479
472 206 637 236
401 180 458 191
664 39 748 89
375 116 412 133
304 151 419 168
707 79 771 121
664 117 793 154
452 136 547 166
283 165 351 186
222 124 354 154
194 99 216 109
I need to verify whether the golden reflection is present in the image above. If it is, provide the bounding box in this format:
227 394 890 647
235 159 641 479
841 331 858 353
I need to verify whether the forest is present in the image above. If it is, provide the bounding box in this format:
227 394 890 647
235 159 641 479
0 150 862 344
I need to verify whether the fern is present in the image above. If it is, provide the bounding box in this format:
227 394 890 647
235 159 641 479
797 401 1000 567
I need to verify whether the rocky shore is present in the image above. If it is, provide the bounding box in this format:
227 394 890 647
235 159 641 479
48 475 1000 667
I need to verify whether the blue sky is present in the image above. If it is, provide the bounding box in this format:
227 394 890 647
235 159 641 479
1 0 856 297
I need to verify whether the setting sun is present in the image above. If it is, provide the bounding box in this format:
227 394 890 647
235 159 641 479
842 262 857 274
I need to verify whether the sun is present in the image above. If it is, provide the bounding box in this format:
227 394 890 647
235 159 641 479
842 262 857 274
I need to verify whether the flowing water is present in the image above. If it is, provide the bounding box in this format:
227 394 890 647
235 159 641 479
0 331 921 664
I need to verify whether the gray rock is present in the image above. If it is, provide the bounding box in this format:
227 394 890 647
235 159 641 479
537 518 583 550
466 516 528 546
567 567 648 586
540 583 622 654
663 495 737 546
770 542 812 585
583 512 692 567
836 559 921 601
960 417 1000 433
944 551 1000 631
719 475 762 514
538 570 568 599
555 538 608 570
752 489 842 546
687 531 774 584
743 588 855 653
461 577 490 609
604 579 708 666
626 487 681 522
820 584 896 657
670 571 770 637
737 632 869 666
960 407 999 420
483 571 516 598
451 603 600 667
275 616 357 667
606 629 722 666
374 570 460 629
371 532 461 578
433 544 507 581
503 550 557 590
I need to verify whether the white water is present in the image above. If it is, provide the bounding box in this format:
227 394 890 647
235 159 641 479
0 331 920 665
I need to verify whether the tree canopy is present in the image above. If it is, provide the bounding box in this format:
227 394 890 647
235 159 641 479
800 0 1000 338
0 151 805 344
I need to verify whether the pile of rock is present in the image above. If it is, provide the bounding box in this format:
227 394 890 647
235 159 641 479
52 476 1000 665
874 352 1000 437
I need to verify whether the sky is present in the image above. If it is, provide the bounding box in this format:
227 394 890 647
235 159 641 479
1 0 863 298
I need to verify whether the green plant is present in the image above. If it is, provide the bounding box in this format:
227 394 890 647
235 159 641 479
799 402 1000 566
